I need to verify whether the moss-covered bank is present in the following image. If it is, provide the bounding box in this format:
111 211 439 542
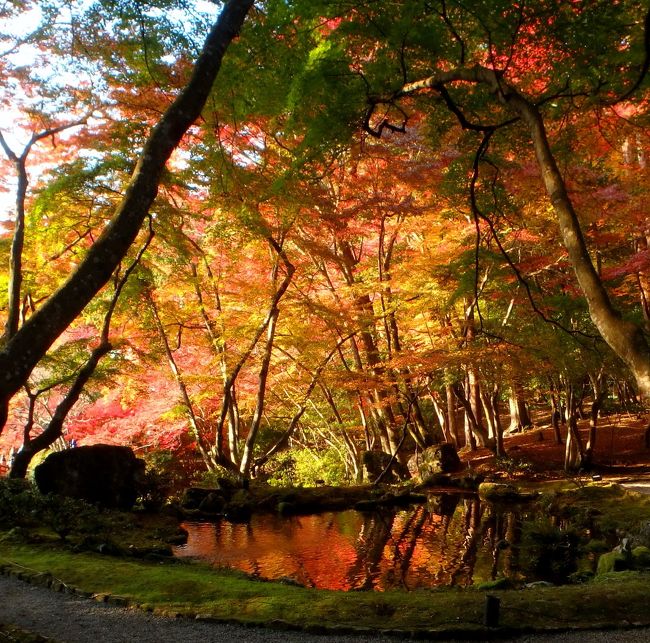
1 480 649 636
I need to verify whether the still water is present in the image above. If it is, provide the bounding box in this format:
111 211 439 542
174 494 588 591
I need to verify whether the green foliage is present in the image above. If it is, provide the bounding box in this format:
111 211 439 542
0 478 102 541
265 447 347 487
522 517 582 583
0 479 39 527
140 448 205 503
38 493 103 541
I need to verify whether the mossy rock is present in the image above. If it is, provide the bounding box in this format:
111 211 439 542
478 482 538 503
596 550 631 575
584 538 609 554
476 577 514 590
631 546 650 568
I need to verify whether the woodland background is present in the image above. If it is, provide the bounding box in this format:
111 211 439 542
0 0 649 486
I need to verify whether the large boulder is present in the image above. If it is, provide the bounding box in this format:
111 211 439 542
409 443 463 482
34 445 145 510
362 450 409 483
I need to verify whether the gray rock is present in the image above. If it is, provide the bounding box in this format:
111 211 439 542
409 443 463 482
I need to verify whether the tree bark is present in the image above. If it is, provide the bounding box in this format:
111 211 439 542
394 65 650 398
507 94 650 398
0 0 254 433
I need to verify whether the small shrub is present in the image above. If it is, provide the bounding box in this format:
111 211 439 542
38 493 103 541
522 518 582 583
494 455 535 476
265 448 348 487
0 478 42 527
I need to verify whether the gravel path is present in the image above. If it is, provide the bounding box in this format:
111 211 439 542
2 573 650 643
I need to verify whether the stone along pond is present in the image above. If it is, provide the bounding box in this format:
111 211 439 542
173 492 598 591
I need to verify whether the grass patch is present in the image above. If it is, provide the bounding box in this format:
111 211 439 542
2 541 650 634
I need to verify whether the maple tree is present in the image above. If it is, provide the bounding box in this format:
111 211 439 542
280 0 650 393
1 0 649 480
0 0 254 439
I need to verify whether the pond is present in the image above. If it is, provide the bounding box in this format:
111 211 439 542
173 493 595 591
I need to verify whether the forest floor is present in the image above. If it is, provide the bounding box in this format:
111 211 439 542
459 412 650 484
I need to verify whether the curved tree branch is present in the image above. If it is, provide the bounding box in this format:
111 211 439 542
0 0 254 433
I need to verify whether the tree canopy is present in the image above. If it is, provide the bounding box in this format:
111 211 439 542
0 0 649 479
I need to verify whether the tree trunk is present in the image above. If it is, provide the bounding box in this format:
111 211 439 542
0 0 254 434
508 384 531 433
510 94 650 398
584 372 607 469
453 382 493 450
148 294 213 468
397 66 650 397
563 384 585 472
431 389 456 446
446 383 460 446
548 378 564 445
239 307 279 477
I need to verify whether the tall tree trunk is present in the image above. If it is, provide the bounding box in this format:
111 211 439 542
446 382 460 446
430 388 456 446
397 65 650 397
509 93 650 398
0 0 255 434
508 383 531 433
584 372 607 469
453 382 493 450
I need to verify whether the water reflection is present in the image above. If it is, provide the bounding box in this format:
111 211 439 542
173 493 581 591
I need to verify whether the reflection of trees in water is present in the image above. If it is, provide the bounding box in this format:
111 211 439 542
182 499 532 590
428 494 460 586
347 509 397 590
449 497 482 587
503 511 523 579
387 505 430 589
446 499 524 586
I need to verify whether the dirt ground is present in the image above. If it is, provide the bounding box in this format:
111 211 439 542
460 412 650 480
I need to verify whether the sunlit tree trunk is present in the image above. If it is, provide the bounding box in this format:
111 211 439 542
453 381 492 450
508 383 531 433
446 383 460 446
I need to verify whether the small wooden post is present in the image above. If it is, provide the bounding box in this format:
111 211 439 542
484 594 500 627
